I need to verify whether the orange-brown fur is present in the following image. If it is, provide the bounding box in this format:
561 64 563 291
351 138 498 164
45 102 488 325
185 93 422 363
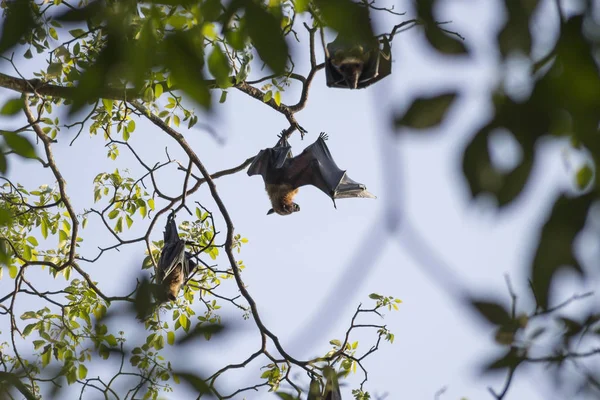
266 183 299 215
161 263 184 301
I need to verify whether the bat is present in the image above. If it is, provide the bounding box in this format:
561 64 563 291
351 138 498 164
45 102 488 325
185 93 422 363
156 213 196 302
323 366 342 400
247 132 375 216
325 34 392 89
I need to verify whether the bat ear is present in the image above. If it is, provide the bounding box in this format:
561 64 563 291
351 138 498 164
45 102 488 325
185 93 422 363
266 209 275 215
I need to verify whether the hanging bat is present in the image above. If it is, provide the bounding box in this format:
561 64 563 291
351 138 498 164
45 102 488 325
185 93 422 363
325 34 392 89
247 132 375 216
156 213 196 302
322 366 342 400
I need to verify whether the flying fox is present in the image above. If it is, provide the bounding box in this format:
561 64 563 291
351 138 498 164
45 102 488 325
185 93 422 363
247 132 376 216
156 213 196 301
325 35 392 89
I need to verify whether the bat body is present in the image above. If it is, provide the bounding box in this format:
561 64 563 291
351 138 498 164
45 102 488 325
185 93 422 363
325 35 392 89
156 213 194 301
247 132 375 215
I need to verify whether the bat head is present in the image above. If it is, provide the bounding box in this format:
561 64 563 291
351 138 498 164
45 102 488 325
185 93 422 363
267 202 300 216
331 56 365 89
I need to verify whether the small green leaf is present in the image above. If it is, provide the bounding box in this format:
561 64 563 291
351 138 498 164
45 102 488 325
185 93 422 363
8 265 17 279
369 293 382 300
108 209 119 220
167 331 175 345
0 98 23 115
78 364 87 379
154 83 164 98
576 164 594 190
263 90 273 103
27 236 38 246
274 91 281 106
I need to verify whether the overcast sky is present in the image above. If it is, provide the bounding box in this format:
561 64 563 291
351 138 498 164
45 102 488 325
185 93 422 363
2 1 598 399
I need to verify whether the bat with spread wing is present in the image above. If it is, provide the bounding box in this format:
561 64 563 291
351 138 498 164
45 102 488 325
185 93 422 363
325 34 392 89
156 213 196 302
247 132 375 216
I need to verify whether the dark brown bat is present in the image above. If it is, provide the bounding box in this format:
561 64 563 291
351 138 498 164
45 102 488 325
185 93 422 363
156 213 195 301
325 34 392 89
247 132 375 216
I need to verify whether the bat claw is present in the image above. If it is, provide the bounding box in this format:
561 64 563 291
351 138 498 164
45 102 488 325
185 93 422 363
319 132 329 141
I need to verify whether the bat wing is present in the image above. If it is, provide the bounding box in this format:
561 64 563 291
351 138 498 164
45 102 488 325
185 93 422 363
157 239 186 282
157 214 187 281
356 38 392 89
247 137 293 184
284 133 376 204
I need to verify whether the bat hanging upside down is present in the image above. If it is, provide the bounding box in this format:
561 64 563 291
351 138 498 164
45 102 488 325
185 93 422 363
156 212 196 302
325 34 392 89
247 132 376 216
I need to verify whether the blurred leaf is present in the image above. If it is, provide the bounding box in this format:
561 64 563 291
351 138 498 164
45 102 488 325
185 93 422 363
314 0 373 43
55 0 105 22
173 371 212 395
207 46 232 88
530 193 596 310
163 31 211 109
0 372 36 400
483 347 522 372
176 323 224 345
395 92 457 130
576 164 594 190
3 132 36 158
0 98 23 116
470 299 512 326
0 0 35 55
424 26 468 55
245 1 288 74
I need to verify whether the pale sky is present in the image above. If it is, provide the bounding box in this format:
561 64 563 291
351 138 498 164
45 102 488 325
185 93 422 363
1 1 597 399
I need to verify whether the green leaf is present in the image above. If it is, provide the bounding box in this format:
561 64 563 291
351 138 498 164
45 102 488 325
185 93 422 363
125 214 133 229
47 62 63 78
219 91 228 104
470 299 512 326
0 98 23 115
41 346 51 367
208 46 232 88
395 92 457 130
27 236 38 246
244 2 288 74
3 132 36 158
530 194 595 309
263 90 273 103
115 217 123 233
173 371 211 395
329 339 341 347
108 209 119 220
368 293 382 300
274 91 281 106
167 331 175 345
78 364 87 379
576 164 594 190
154 83 164 98
8 265 17 279
0 0 35 54
69 28 86 38
40 219 48 239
